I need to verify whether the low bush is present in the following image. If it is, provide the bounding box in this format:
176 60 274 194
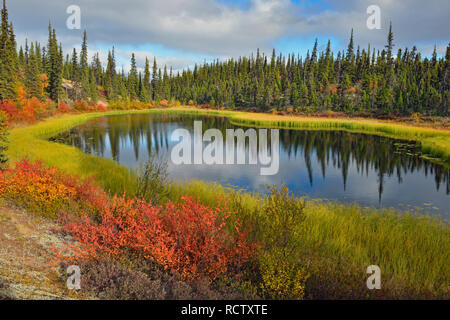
0 111 8 169
0 100 18 120
74 100 89 112
259 250 309 300
60 194 255 282
257 185 309 299
136 156 169 205
96 104 107 112
0 159 107 218
57 103 71 113
74 260 167 300
72 259 255 300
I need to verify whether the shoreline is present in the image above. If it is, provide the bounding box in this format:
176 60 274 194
10 107 450 162
4 107 450 298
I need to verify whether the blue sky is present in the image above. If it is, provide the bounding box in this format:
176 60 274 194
7 0 450 72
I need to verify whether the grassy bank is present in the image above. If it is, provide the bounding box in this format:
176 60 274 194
168 108 450 164
6 108 450 298
171 180 449 298
8 110 156 194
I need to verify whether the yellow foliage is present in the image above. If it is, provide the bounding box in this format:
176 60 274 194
259 251 309 300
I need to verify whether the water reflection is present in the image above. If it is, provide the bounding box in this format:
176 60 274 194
52 114 450 216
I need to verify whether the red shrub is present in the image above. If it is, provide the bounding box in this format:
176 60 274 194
61 195 255 281
0 100 18 120
18 102 36 123
88 103 96 112
0 159 108 218
159 99 169 107
97 104 107 112
58 103 70 113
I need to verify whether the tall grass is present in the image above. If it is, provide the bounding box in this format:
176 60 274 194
8 112 147 194
171 180 449 298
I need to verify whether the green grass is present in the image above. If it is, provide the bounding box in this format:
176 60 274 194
8 111 148 194
6 108 450 298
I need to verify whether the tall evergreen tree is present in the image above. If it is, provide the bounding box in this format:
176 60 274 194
80 30 90 99
128 53 138 101
142 57 151 102
24 42 41 99
45 23 62 102
0 0 16 100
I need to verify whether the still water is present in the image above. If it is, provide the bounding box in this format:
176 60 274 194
52 114 449 217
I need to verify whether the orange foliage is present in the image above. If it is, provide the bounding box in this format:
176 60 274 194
18 102 36 123
40 74 49 95
159 99 169 107
0 159 107 218
1 97 52 123
16 84 28 105
328 85 338 94
74 100 89 112
17 97 51 123
58 103 70 113
0 100 18 120
61 195 254 281
88 103 96 112
2 158 256 282
96 104 107 112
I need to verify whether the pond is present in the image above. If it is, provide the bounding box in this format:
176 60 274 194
52 113 450 217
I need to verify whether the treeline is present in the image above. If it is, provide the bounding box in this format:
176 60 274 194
0 0 449 115
166 25 449 115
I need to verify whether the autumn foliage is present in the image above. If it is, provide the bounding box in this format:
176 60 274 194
61 195 254 281
1 158 254 282
96 103 107 112
159 99 169 107
0 100 18 120
0 159 107 217
57 103 70 113
0 98 53 123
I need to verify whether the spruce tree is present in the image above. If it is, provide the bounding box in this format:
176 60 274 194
80 30 90 99
0 0 16 100
152 57 159 101
386 22 394 65
142 57 151 102
25 42 42 99
128 53 138 101
45 23 62 102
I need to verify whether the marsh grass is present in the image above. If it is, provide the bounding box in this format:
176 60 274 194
6 108 450 298
172 180 450 298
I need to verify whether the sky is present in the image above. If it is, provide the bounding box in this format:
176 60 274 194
7 0 450 73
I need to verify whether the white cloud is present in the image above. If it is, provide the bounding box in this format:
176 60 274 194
7 0 449 72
